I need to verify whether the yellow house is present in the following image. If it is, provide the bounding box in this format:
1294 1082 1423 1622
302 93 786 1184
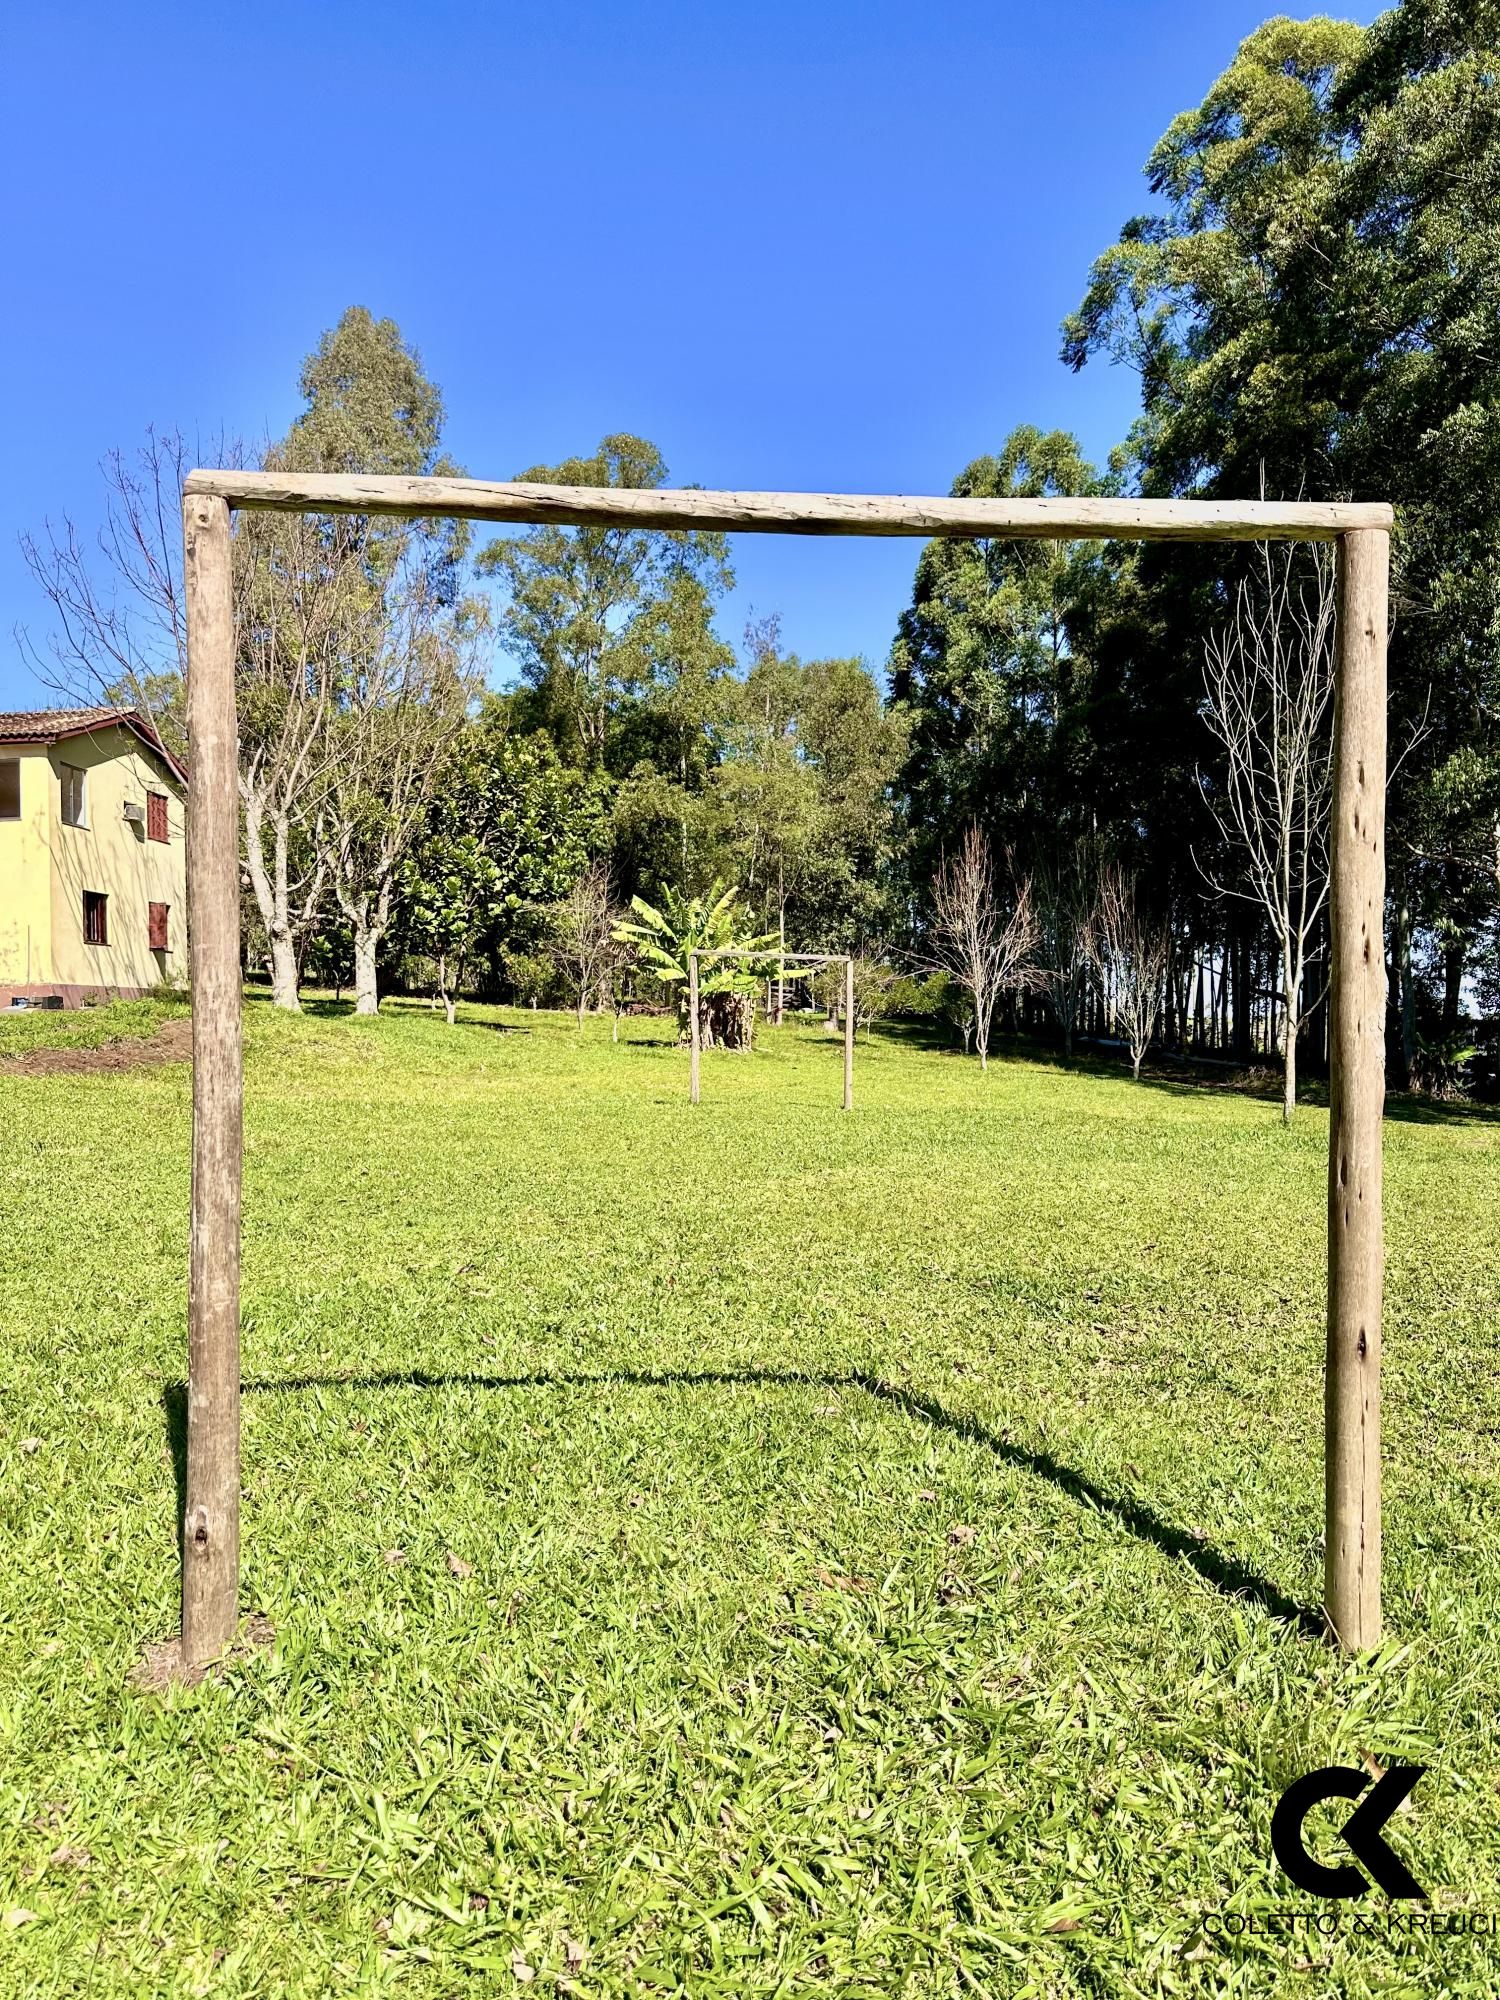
0 707 189 1007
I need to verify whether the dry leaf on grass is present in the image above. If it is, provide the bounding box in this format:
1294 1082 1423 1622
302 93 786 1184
446 1552 473 1579
813 1565 870 1594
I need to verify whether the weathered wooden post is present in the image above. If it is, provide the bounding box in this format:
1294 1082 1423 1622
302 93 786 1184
688 948 701 1105
182 491 243 1666
843 956 854 1112
1325 526 1389 1651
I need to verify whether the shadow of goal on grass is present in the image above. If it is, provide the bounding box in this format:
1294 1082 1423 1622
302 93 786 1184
159 1365 1318 1636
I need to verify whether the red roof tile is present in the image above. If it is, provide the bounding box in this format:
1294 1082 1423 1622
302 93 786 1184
0 706 186 785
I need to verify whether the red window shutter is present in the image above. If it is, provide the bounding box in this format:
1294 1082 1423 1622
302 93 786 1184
149 901 169 952
147 791 168 843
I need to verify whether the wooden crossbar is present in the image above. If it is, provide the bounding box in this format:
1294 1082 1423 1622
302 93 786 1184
185 470 1391 543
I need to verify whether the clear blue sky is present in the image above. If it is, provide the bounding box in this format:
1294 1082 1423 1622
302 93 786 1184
0 0 1381 706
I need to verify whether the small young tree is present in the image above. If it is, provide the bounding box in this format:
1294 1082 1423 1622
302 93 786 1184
1095 862 1172 1081
553 858 625 1027
850 956 897 1041
928 826 1038 1070
400 829 502 1025
507 946 555 1011
1200 541 1336 1121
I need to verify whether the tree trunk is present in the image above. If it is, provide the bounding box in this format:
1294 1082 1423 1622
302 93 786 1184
353 927 379 1014
1396 892 1416 1088
242 793 302 1012
1233 924 1252 1064
1281 949 1301 1123
268 931 300 1012
1442 937 1463 1037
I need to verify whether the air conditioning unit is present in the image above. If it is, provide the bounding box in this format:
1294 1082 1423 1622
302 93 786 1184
123 800 146 824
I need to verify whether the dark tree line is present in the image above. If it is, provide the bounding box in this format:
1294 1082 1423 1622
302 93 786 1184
892 0 1500 1099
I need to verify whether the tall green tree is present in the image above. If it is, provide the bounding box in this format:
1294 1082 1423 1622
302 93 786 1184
608 569 739 892
1064 2 1500 1070
889 427 1110 881
477 436 732 767
290 308 484 1012
398 701 606 1021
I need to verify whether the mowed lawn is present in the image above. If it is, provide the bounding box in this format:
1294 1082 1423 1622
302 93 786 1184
2 1001 1499 1998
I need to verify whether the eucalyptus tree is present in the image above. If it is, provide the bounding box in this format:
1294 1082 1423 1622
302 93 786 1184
889 427 1109 883
477 435 732 768
1065 2 1500 1046
289 307 485 1013
607 567 739 893
713 623 821 1017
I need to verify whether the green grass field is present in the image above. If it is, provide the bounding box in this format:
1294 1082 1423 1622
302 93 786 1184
2 1000 1498 1996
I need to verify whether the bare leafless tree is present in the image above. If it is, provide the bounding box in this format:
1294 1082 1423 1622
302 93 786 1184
317 559 483 1014
17 431 350 1012
234 495 374 1008
553 858 624 1026
1095 862 1172 1081
929 826 1039 1070
1035 838 1100 1060
1201 541 1335 1121
16 428 204 753
850 955 897 1041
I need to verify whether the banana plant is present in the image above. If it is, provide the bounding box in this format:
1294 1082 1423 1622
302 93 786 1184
613 881 779 1048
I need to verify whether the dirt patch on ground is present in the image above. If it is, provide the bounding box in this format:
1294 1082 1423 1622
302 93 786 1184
130 1613 275 1693
0 1016 193 1078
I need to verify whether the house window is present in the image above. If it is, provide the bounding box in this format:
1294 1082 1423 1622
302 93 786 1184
83 891 108 947
147 790 169 843
61 764 87 827
148 901 170 952
0 760 17 819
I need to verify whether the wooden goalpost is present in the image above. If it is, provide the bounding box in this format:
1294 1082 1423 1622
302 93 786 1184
687 948 854 1109
180 471 1390 1664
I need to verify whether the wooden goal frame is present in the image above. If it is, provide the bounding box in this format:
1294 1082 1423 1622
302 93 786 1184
180 470 1390 1662
688 948 854 1109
